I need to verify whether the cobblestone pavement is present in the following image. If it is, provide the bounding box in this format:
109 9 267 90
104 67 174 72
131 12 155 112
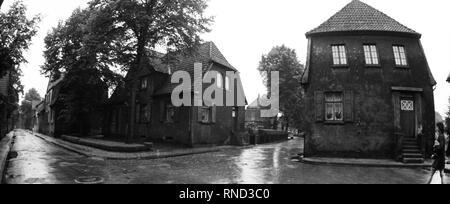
4 130 447 184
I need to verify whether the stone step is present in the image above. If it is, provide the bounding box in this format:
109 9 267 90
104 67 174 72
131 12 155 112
403 149 422 154
403 145 420 149
403 153 424 159
403 158 425 164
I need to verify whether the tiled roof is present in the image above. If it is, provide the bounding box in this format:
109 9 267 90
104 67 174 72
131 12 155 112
306 0 420 37
154 42 237 95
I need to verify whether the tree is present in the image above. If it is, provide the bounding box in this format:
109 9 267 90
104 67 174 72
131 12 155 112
41 0 213 140
0 0 40 94
41 8 120 136
258 45 305 131
19 88 41 130
90 0 213 142
445 97 450 136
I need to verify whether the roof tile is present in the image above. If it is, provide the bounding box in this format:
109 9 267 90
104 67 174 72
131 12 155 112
306 0 420 36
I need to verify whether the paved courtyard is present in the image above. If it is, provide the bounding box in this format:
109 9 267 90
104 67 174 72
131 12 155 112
3 130 448 184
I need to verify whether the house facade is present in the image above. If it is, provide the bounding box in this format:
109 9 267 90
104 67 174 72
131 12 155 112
0 72 18 137
105 42 246 147
245 95 278 130
301 0 436 162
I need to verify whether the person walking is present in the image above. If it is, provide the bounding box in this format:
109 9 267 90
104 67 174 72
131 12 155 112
428 122 446 184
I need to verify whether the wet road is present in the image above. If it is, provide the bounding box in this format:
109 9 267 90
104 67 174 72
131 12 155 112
4 130 447 184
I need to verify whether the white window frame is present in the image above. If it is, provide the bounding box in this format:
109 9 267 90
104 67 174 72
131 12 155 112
364 45 379 65
332 45 348 66
393 45 408 66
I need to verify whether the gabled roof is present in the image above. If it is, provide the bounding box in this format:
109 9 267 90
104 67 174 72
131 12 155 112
154 42 238 96
306 0 420 37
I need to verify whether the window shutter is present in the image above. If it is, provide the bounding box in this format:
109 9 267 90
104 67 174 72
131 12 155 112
211 105 217 123
174 107 180 123
344 91 354 122
198 107 203 123
314 91 324 122
159 101 165 122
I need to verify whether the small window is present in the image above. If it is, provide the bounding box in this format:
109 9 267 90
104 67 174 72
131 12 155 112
200 107 210 123
325 93 343 121
364 45 379 65
225 76 230 91
140 78 148 90
165 103 175 123
393 45 408 66
217 73 223 89
140 104 151 123
332 45 347 66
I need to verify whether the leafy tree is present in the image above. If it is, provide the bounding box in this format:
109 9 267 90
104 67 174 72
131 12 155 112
19 88 42 130
88 0 213 142
0 0 40 94
445 97 450 136
42 0 213 140
41 8 116 135
258 45 305 131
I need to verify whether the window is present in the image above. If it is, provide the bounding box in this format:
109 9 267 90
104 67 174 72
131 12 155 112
140 78 148 90
325 93 343 121
225 76 230 91
165 103 175 123
200 107 211 123
232 107 237 118
137 104 151 123
364 45 379 65
217 73 223 89
332 45 347 66
393 45 408 66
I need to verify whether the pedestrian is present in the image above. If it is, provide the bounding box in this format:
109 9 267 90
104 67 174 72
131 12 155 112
427 122 446 184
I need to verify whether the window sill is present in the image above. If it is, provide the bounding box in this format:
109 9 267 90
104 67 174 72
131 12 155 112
331 65 349 69
323 121 345 125
394 66 410 69
365 65 381 68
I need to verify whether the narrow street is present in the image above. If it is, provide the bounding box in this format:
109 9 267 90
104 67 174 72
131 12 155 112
3 130 447 184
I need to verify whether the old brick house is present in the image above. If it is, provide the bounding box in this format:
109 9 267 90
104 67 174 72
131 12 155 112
245 95 278 129
0 72 18 137
105 42 246 147
301 0 436 163
39 74 107 137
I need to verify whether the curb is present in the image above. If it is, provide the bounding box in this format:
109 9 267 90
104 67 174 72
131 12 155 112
301 157 433 169
0 131 15 184
33 132 245 160
61 135 152 153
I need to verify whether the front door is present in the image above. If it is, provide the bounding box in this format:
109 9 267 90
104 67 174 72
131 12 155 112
400 97 416 138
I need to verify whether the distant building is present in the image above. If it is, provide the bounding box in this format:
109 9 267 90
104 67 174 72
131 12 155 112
302 0 436 163
245 95 278 129
105 42 247 146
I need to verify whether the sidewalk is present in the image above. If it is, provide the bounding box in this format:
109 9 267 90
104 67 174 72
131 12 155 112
301 157 433 169
0 131 15 184
32 131 242 160
60 135 152 153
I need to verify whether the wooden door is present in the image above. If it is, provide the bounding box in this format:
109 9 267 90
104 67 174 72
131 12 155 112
400 97 416 138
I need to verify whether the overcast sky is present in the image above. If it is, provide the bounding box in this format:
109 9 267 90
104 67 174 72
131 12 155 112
2 0 450 116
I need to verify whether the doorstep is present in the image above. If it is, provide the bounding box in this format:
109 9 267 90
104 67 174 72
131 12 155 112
301 157 432 168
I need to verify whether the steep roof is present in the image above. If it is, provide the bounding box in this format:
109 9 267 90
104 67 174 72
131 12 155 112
154 41 238 96
306 0 420 37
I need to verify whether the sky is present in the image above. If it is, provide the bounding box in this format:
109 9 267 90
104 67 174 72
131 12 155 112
1 0 450 116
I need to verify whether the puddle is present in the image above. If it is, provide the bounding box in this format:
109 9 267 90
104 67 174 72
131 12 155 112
75 176 105 184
